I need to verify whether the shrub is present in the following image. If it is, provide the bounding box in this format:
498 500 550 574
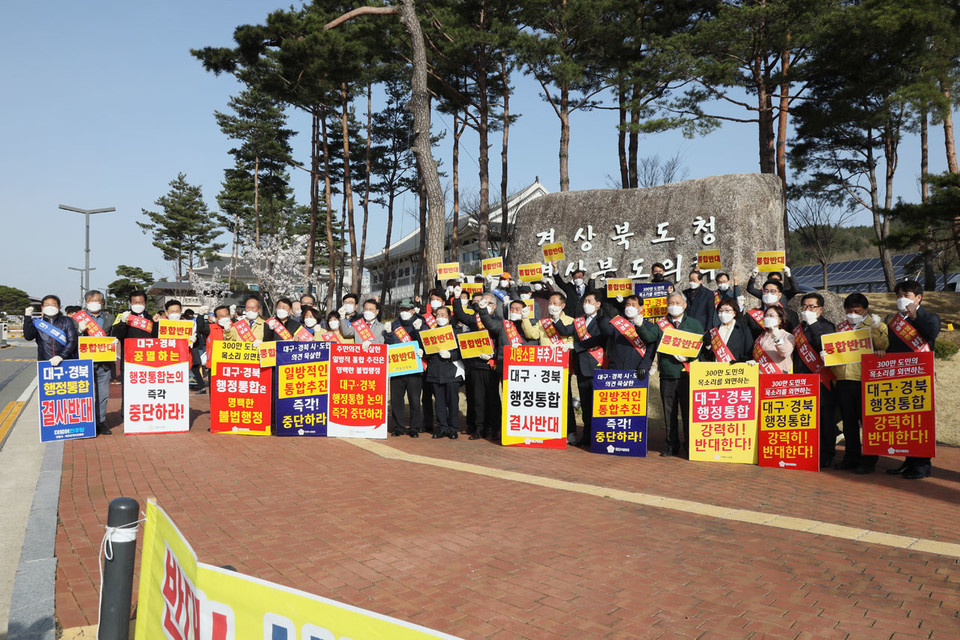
934 339 958 361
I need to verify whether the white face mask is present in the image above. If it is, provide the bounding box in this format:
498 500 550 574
131 304 146 314
499 279 509 289
548 305 562 317
509 312 522 322
582 303 596 316
624 305 639 319
436 317 449 327
343 303 356 314
717 283 729 291
688 281 700 289
667 305 684 318
276 308 289 319
363 310 377 322
897 297 916 312
763 316 780 329
762 293 779 306
801 310 819 325
533 283 543 291
846 313 864 326
520 293 531 300
86 301 102 313
167 313 181 321
718 311 735 325
42 305 59 317
430 299 442 309
328 320 340 331
304 317 318 328
245 310 259 321
573 278 584 287
399 311 413 321
218 317 232 329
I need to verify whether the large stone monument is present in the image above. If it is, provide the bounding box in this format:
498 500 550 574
510 173 785 286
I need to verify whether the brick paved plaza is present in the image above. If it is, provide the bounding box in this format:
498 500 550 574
54 389 960 638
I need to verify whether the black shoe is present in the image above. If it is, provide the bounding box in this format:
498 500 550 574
903 466 931 480
98 427 111 436
659 450 674 457
449 432 458 439
469 433 482 440
886 462 909 475
853 462 875 475
408 430 419 438
432 433 443 439
833 458 859 471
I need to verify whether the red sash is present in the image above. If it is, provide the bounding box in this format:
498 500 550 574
233 319 256 342
610 316 646 357
394 326 413 343
538 318 564 346
793 325 835 387
752 335 781 374
268 318 294 341
127 313 153 333
503 320 524 348
475 315 485 331
351 319 375 342
714 291 721 306
708 326 735 364
318 331 339 343
75 310 107 337
293 326 314 342
889 314 931 352
423 310 437 328
574 316 607 367
836 320 853 332
656 317 671 331
747 308 765 326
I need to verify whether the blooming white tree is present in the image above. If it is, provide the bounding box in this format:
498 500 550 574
187 266 232 310
241 230 327 307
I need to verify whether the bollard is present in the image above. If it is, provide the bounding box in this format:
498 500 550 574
99 497 140 640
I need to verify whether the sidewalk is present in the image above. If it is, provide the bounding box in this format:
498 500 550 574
54 389 960 638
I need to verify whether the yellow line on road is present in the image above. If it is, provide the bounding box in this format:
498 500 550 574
0 401 26 446
346 438 960 559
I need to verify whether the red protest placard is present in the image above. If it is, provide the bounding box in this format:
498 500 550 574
327 343 388 438
210 363 272 435
758 374 820 472
862 352 935 458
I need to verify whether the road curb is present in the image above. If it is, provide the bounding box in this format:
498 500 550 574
7 400 63 640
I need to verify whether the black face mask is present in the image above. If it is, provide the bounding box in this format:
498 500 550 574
652 273 665 282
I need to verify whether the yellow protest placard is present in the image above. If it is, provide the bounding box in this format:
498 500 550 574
658 326 703 358
209 339 260 376
419 325 458 354
481 257 503 277
436 262 460 280
689 362 759 464
606 278 633 297
457 330 494 359
157 319 194 341
388 342 423 377
461 281 483 296
756 250 786 272
258 341 277 368
821 328 873 366
698 250 721 271
542 242 565 263
517 263 543 282
78 337 118 362
135 501 458 640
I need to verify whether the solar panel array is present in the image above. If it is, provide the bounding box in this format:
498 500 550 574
791 253 958 293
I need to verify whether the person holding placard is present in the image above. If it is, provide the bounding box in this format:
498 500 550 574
384 298 427 437
422 306 464 439
265 297 303 342
523 291 578 438
297 307 322 338
828 293 889 474
792 293 841 467
340 299 387 349
714 272 741 306
552 262 596 317
599 295 655 376
225 295 267 343
636 292 703 457
322 311 353 343
885 280 939 479
77 290 116 433
702 299 752 363
748 306 795 373
113 290 157 342
452 292 501 441
553 292 608 446
747 266 799 301
745 280 799 339
24 294 79 363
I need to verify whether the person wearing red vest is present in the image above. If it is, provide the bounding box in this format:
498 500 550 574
885 280 940 480
202 305 232 385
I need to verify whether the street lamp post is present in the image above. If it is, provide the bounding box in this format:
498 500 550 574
59 204 115 297
68 267 95 304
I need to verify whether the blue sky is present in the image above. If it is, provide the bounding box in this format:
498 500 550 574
1 1 952 304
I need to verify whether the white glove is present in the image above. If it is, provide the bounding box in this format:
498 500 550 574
383 321 392 333
121 311 131 322
362 339 372 352
199 305 209 314
736 295 746 310
189 334 196 345
24 306 34 316
820 350 829 361
751 267 759 277
79 320 88 332
771 327 782 340
561 342 574 352
49 356 63 366
416 348 424 358
253 340 261 347
200 353 208 366
439 349 451 359
229 304 237 316
453 286 462 298
675 355 688 363
412 318 423 330
485 274 498 284
783 266 792 277
479 352 493 360
337 306 347 317
615 295 624 303
521 305 531 319
746 359 757 366
633 316 644 326
870 313 882 328
458 272 466 280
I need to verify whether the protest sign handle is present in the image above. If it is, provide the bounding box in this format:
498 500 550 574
99 497 139 640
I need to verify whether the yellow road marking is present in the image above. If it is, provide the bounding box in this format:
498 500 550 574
0 400 26 445
346 438 960 559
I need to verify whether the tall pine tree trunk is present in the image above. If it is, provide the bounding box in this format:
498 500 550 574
417 169 427 298
305 107 320 292
477 48 491 259
452 111 464 260
380 190 395 304
940 77 960 265
500 56 511 261
559 83 570 192
920 106 937 290
320 106 337 306
618 82 629 189
628 83 640 188
341 85 359 293
359 82 373 291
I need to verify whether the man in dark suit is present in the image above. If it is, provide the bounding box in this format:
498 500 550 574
551 261 595 318
599 295 655 375
745 279 800 339
684 270 717 332
793 292 839 467
552 292 607 446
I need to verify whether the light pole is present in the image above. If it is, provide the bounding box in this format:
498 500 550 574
59 204 115 297
68 267 95 305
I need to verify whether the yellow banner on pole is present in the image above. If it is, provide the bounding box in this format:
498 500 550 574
481 257 503 277
657 326 703 358
821 328 873 366
698 250 722 271
78 337 118 362
436 262 460 280
541 242 565 263
517 263 543 282
756 251 786 272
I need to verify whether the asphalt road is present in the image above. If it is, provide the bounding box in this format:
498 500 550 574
0 343 38 452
